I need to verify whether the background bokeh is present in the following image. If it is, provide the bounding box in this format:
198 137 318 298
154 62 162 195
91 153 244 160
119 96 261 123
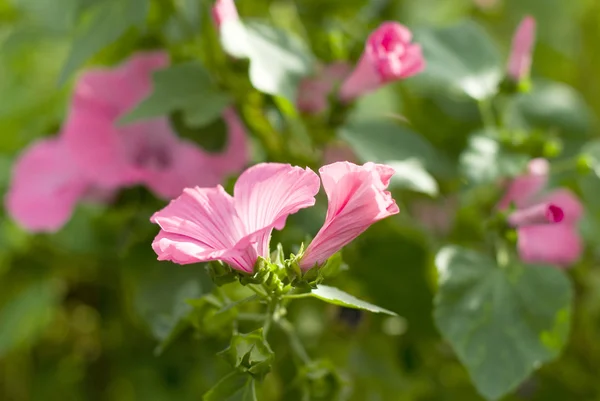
2 0 600 400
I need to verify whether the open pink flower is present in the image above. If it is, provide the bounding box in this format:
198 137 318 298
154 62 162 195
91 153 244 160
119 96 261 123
62 51 248 199
298 162 399 270
5 138 94 232
211 0 239 28
498 158 583 267
507 16 536 82
339 22 425 102
150 163 320 272
297 62 351 114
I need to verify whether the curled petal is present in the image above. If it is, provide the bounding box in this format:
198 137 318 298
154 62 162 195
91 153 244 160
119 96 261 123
517 224 582 267
299 162 399 269
233 163 321 257
508 203 563 227
507 16 536 82
5 138 90 232
150 186 256 272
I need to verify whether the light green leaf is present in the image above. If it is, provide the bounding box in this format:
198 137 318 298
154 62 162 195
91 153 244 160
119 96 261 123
220 19 314 101
580 140 600 177
58 0 149 84
204 372 256 401
459 131 529 185
505 80 592 137
434 246 572 400
411 20 502 100
386 159 439 196
120 61 230 127
0 279 62 356
310 285 398 316
339 118 445 177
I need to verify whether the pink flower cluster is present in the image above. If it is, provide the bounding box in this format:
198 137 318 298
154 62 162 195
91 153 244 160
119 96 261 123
151 161 399 272
211 0 425 115
5 51 249 233
499 159 583 267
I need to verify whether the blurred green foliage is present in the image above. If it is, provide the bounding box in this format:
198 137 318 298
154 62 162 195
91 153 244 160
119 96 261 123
2 0 600 400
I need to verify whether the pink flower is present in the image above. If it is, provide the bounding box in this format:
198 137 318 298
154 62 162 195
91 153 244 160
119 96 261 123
62 51 248 199
507 16 536 82
5 138 95 232
297 62 351 114
322 142 358 165
150 163 321 272
298 162 399 270
498 158 583 267
411 196 458 236
339 22 425 102
211 0 239 28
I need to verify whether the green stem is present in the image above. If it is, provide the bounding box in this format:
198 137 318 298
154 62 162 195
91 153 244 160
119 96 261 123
277 319 311 364
478 98 496 132
283 293 312 300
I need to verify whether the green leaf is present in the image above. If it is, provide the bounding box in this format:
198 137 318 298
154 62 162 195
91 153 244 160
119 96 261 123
220 19 314 101
339 118 447 184
411 20 502 100
434 246 573 400
0 279 62 356
58 0 149 84
310 285 398 316
120 61 231 127
219 329 274 378
459 131 529 185
505 80 592 137
385 160 439 196
203 372 256 401
580 140 600 177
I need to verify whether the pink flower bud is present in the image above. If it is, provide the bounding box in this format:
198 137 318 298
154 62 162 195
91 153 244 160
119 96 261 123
507 203 564 227
339 22 425 102
211 0 239 29
507 16 536 82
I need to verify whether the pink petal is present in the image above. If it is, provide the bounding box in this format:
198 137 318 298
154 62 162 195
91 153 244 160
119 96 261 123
144 139 220 199
508 203 563 227
150 186 256 272
212 0 239 28
497 159 549 210
208 107 250 178
507 16 536 81
299 162 399 269
541 189 583 224
338 22 424 102
4 138 90 232
233 163 321 257
517 224 582 267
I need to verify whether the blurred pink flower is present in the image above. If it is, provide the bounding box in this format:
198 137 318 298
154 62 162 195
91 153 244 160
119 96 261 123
507 16 536 82
150 163 320 272
412 196 458 236
322 142 358 165
339 22 425 102
62 51 249 199
298 162 399 270
498 158 583 267
5 138 95 232
211 0 239 28
297 62 352 114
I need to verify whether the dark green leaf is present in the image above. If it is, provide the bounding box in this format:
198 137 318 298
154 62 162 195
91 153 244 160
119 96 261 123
434 246 572 400
0 279 62 356
58 0 149 84
203 372 255 401
310 285 398 316
220 19 314 101
120 61 231 127
411 20 502 100
219 329 274 378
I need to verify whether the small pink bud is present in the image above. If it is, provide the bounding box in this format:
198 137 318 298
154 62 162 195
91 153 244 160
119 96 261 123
339 22 425 102
508 203 564 227
507 16 536 82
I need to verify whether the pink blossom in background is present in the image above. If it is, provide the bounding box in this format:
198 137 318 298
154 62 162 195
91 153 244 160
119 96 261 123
62 51 249 199
298 162 399 270
151 163 320 272
322 142 359 164
339 22 425 102
211 0 239 28
5 138 95 232
498 158 583 267
507 16 536 82
411 196 458 236
297 62 352 114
